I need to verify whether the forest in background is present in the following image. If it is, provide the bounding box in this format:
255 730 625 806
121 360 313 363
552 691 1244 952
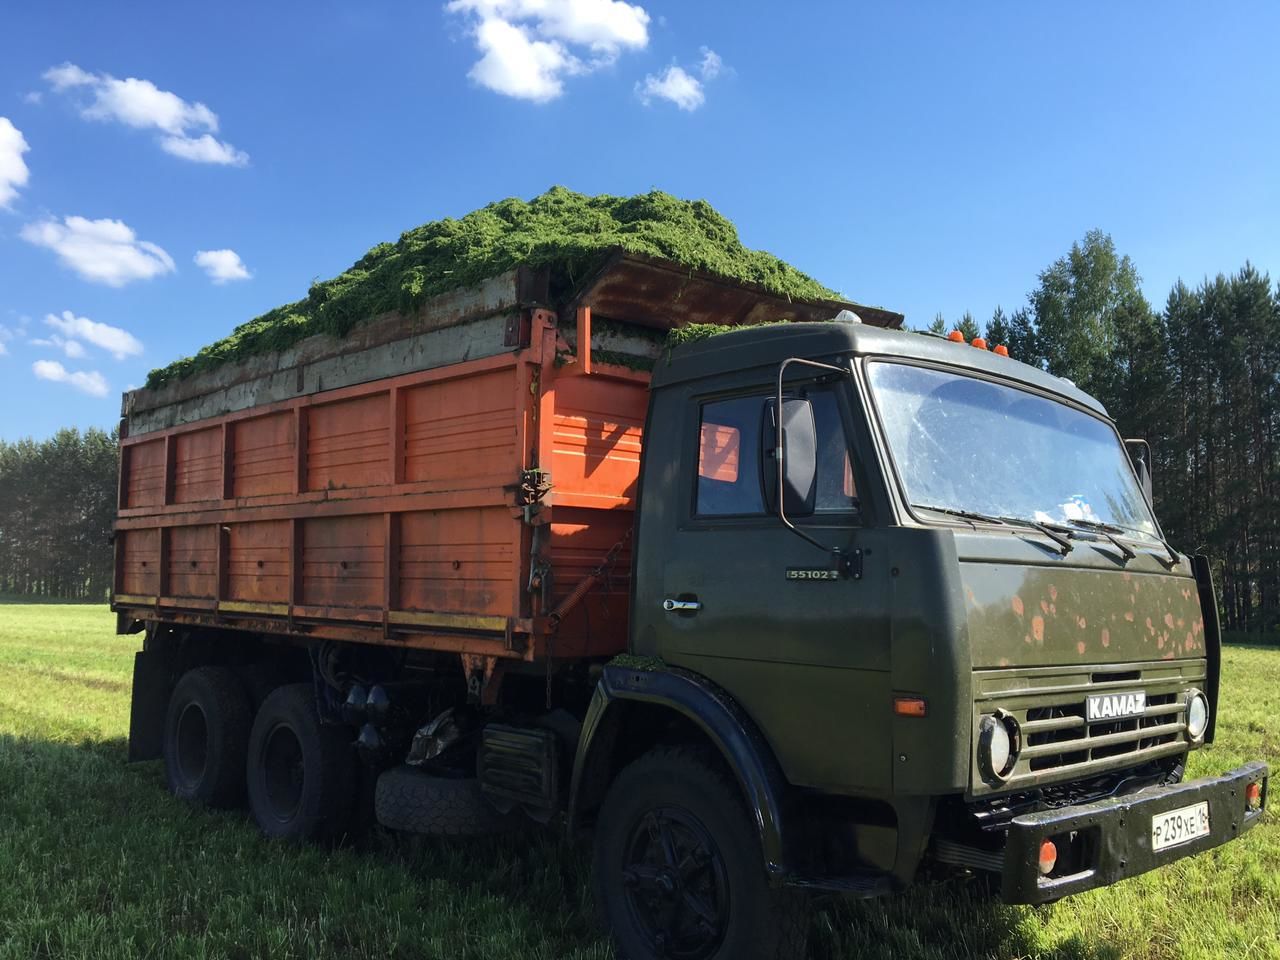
1 231 1277 635
0 428 117 601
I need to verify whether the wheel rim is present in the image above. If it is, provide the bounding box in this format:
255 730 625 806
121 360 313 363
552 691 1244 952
620 805 730 959
175 702 209 787
261 722 305 821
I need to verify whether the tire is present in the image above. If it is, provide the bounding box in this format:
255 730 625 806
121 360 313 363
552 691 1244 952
593 747 808 960
375 766 516 837
162 666 252 808
246 683 356 842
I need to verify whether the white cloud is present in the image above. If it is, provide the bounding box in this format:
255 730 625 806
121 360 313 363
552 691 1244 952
447 0 649 101
20 216 175 287
0 117 31 208
22 91 42 105
161 134 249 166
636 47 724 112
44 63 96 91
31 334 88 359
194 248 252 284
43 63 248 166
698 47 722 81
469 18 580 102
44 310 143 359
32 359 109 397
636 65 703 111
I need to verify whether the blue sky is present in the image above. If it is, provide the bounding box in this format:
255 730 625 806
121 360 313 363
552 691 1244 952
1 1 1277 441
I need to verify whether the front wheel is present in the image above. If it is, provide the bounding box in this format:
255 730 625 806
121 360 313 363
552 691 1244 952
593 747 807 960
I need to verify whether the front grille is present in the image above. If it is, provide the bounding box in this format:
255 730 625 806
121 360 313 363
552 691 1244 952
972 660 1204 795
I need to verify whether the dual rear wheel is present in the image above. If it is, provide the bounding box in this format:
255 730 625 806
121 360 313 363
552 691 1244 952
163 670 355 841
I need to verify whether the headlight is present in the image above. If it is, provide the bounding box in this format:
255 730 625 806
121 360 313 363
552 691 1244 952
978 711 1020 782
1186 690 1209 741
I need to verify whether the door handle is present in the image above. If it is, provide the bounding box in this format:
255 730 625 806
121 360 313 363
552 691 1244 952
663 598 701 613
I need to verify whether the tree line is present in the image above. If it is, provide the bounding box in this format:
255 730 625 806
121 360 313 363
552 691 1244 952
931 230 1279 636
0 428 118 601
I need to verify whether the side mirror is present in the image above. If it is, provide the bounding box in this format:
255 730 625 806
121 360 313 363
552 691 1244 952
1125 438 1153 504
763 398 817 517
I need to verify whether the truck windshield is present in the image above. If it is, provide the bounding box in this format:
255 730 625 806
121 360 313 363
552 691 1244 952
867 362 1160 541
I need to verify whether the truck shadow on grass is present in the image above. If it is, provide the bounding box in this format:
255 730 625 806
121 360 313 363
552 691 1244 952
0 732 1118 960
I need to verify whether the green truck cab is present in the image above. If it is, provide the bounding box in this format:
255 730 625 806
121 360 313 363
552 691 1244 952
573 319 1267 957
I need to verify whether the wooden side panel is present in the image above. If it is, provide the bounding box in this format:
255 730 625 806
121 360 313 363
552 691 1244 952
120 527 160 595
300 514 385 608
403 368 518 489
167 524 217 597
125 439 166 508
172 428 223 504
551 374 646 508
306 394 389 491
227 520 291 603
399 506 514 615
232 412 295 498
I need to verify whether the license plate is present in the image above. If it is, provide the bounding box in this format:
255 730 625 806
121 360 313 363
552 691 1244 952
1151 801 1210 852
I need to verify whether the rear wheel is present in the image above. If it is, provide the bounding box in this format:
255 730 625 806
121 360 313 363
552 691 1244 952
593 747 807 960
246 684 356 842
163 666 251 808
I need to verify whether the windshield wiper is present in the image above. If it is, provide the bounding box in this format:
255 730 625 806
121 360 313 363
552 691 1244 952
994 516 1074 556
1065 518 1178 568
912 505 1074 556
1064 518 1137 563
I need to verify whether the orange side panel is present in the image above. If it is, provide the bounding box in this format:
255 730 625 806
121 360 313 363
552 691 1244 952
300 514 385 608
167 524 217 598
232 412 295 498
125 439 165 508
227 520 291 603
403 368 519 489
548 506 632 654
399 506 514 615
120 527 159 595
173 428 222 504
306 394 390 491
551 374 646 508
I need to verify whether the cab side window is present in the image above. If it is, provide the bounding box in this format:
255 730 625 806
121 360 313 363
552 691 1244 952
695 388 859 519
696 397 765 516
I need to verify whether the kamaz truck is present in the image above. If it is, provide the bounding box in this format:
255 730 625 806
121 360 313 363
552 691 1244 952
115 252 1268 960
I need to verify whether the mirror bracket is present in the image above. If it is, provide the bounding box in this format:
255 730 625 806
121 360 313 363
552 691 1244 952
775 356 857 574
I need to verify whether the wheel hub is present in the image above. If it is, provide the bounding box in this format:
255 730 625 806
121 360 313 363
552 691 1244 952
620 806 730 959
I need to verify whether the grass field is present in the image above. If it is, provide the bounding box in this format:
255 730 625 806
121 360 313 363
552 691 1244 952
0 604 1275 960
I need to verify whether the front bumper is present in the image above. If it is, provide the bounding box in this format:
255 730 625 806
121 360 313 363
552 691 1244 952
1001 761 1269 904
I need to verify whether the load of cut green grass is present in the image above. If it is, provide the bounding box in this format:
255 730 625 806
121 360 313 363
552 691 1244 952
146 187 838 390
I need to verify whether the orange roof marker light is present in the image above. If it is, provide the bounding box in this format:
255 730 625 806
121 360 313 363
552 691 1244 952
994 344 1010 357
971 337 988 350
947 330 965 342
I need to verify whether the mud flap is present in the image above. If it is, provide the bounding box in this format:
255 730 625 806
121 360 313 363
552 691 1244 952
128 650 172 762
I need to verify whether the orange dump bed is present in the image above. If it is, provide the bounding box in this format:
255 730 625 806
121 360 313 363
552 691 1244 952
115 309 644 663
113 252 901 667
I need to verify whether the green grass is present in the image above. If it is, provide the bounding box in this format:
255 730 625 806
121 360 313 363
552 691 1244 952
0 604 1275 959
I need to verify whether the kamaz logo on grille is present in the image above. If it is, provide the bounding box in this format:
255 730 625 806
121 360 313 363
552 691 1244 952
1086 691 1147 721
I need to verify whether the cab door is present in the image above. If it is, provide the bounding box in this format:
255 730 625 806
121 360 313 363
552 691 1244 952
639 373 895 795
